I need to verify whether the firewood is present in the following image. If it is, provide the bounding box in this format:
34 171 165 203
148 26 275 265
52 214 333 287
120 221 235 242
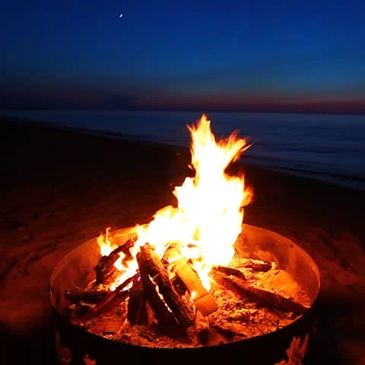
214 272 308 316
80 275 135 321
167 247 217 316
137 257 181 335
137 244 194 329
94 239 134 285
65 287 108 303
171 274 187 295
213 265 247 280
127 275 148 325
239 259 272 272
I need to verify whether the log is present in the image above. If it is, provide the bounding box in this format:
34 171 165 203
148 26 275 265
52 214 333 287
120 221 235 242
65 287 108 303
213 265 247 281
167 247 217 316
214 272 308 316
171 274 187 296
95 239 134 285
137 255 181 335
239 259 272 272
80 275 135 321
137 244 194 329
127 276 148 325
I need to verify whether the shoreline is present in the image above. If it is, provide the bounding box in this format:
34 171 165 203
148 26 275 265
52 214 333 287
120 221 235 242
2 114 364 193
1 117 365 364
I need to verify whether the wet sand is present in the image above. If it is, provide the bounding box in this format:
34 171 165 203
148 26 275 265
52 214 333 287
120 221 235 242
0 117 364 364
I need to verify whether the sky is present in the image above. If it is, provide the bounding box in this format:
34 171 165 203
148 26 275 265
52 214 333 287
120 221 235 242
1 0 365 113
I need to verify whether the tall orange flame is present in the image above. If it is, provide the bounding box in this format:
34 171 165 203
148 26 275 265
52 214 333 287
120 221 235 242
98 114 252 290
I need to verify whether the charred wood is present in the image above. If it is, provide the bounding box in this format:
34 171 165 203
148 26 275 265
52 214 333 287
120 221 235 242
239 259 272 272
214 272 308 316
81 275 135 321
94 239 134 285
171 274 187 296
137 244 194 328
137 256 181 336
213 265 247 280
127 275 148 325
65 287 108 303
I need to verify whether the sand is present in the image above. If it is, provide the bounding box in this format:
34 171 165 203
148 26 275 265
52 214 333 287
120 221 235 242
0 117 364 364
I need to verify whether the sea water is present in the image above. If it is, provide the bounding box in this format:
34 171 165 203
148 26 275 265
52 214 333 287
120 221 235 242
2 110 365 191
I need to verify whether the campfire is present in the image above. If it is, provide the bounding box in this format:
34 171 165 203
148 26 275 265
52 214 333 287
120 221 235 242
50 115 320 363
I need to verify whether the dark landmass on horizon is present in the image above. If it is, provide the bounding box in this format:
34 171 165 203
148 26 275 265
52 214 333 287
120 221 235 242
1 99 365 116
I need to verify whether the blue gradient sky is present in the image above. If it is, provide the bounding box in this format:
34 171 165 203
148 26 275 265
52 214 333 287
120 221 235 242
1 0 365 112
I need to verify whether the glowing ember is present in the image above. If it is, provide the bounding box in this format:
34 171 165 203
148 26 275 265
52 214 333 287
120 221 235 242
98 114 252 291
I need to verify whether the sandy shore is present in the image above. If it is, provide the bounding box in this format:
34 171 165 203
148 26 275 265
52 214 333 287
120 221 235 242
0 117 364 364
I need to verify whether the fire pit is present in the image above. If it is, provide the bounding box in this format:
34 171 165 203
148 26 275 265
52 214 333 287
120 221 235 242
50 116 320 364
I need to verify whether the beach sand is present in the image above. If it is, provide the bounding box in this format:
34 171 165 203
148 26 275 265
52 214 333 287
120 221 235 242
0 118 364 364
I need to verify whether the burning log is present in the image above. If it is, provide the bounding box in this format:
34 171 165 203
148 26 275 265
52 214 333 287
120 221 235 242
65 287 108 304
167 247 218 316
239 259 272 272
127 275 148 325
137 244 194 329
170 273 187 296
214 272 308 316
214 265 247 280
95 239 134 286
137 258 181 335
80 275 135 321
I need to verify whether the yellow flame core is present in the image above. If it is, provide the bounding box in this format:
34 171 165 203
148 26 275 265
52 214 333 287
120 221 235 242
97 227 117 256
98 115 252 290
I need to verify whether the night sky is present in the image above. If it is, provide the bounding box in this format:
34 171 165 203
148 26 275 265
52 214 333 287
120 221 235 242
1 0 365 113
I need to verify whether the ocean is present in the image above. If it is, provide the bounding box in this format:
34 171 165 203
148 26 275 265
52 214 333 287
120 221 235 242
2 110 365 191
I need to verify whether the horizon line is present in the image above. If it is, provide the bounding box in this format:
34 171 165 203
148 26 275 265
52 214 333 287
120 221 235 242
1 106 365 117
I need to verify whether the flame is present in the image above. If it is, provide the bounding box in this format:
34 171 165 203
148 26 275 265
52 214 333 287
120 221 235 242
112 255 138 290
98 115 252 291
97 227 117 256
